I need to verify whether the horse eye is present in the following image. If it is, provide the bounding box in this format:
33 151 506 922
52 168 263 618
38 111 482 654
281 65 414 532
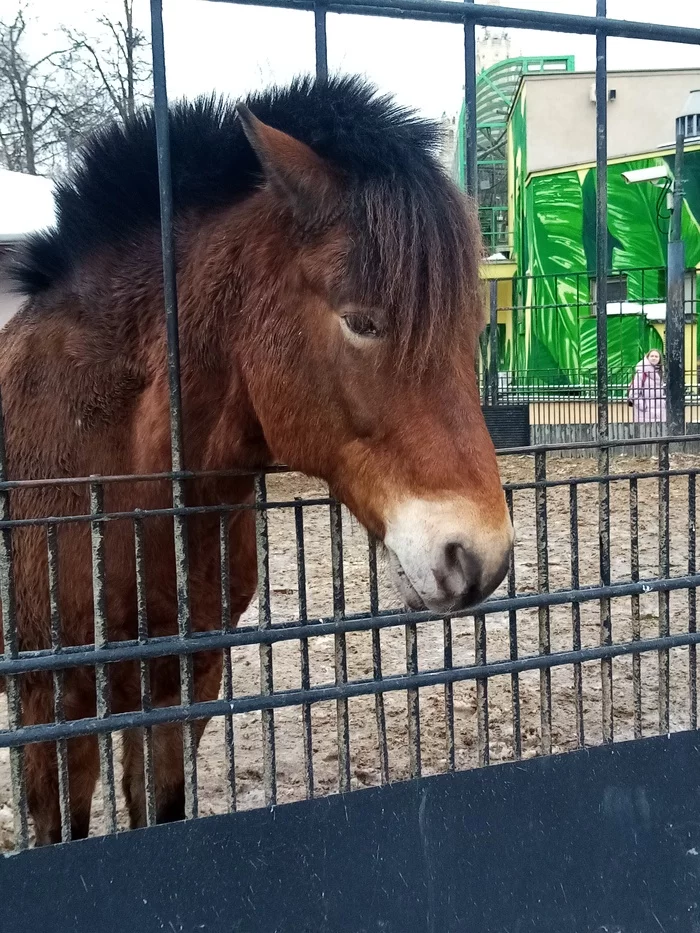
342 314 381 338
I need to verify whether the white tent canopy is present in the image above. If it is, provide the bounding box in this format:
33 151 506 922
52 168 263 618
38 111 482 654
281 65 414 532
0 169 56 244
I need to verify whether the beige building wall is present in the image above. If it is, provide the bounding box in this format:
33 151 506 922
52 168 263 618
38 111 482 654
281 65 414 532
0 278 23 330
523 69 700 173
0 250 24 330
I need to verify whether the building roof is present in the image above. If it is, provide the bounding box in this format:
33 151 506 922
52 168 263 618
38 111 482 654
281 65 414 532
0 170 56 244
508 66 700 123
526 139 700 180
520 66 700 81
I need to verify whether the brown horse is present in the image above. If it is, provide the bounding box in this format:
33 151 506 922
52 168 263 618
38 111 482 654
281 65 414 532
0 76 512 845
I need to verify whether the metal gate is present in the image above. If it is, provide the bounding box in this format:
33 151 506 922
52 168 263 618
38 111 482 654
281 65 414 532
2 3 700 932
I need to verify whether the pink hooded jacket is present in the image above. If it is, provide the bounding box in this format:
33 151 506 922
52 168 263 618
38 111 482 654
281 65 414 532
628 354 666 423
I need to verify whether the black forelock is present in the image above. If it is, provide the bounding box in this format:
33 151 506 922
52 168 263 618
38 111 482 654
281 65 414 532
10 75 447 297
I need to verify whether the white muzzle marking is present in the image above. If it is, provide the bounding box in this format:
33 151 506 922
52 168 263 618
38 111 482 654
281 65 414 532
383 497 513 612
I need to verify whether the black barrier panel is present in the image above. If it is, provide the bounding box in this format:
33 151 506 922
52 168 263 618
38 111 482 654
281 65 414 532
3 730 700 933
482 405 530 449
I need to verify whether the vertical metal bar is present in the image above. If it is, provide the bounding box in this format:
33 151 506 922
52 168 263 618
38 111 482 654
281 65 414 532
149 0 185 468
134 517 156 827
463 0 477 200
174 542 197 819
330 501 350 793
149 0 197 821
219 512 236 812
314 2 328 82
534 451 551 755
294 500 314 799
671 131 686 247
255 475 276 806
569 485 584 748
667 133 686 436
689 474 697 730
0 388 28 849
629 478 642 739
443 616 455 771
658 443 670 734
47 525 71 842
505 488 521 760
488 280 498 407
368 537 389 783
90 481 117 834
596 0 613 746
475 612 489 767
405 618 421 779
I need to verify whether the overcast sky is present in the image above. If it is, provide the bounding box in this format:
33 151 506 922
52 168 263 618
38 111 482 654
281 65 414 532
17 0 700 120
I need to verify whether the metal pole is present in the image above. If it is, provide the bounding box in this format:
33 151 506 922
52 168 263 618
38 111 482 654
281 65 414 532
595 0 608 445
149 0 198 819
667 132 686 436
314 3 328 81
595 0 613 744
201 0 700 45
489 279 498 406
0 388 28 848
149 0 186 473
463 0 477 200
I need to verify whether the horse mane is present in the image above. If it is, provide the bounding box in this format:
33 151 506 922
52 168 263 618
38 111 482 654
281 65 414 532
10 74 481 359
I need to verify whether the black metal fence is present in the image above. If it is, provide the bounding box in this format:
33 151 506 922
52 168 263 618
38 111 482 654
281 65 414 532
3 3 700 928
478 266 700 451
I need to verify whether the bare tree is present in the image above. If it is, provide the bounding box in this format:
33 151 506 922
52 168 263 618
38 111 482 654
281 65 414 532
0 8 68 174
0 2 152 176
65 0 152 125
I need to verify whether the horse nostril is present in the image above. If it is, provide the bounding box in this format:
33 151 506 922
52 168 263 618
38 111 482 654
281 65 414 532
443 541 471 580
433 538 508 610
439 540 480 602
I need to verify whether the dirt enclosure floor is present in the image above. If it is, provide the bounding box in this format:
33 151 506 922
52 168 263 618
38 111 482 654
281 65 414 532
2 453 699 848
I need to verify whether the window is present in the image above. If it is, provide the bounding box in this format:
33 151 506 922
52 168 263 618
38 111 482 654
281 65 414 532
590 273 628 314
686 270 698 318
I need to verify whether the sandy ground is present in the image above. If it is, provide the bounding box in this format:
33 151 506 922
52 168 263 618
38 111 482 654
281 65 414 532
2 453 699 849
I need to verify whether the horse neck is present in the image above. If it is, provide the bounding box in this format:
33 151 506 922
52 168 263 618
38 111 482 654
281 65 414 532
161 204 273 476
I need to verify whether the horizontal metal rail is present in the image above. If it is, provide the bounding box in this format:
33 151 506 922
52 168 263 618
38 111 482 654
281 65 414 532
0 496 334 530
2 571 699 678
1 465 698 530
495 433 700 457
0 464 290 492
207 0 700 44
1 434 699 497
4 625 700 750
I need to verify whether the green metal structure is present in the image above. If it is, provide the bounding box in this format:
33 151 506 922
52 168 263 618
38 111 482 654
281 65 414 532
453 55 575 251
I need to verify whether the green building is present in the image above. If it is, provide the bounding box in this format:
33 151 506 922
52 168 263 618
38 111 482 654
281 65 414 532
508 86 700 386
455 64 700 392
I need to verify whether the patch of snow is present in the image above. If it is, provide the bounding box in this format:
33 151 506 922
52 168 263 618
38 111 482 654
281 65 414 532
0 169 56 243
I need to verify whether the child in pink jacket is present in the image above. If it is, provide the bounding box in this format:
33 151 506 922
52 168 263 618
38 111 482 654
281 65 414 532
628 349 666 423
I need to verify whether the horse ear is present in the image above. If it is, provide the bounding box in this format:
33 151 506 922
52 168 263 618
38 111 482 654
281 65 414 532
236 103 339 223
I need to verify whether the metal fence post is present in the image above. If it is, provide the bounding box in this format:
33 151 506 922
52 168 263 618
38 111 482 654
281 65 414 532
463 0 477 201
488 279 498 406
314 2 328 81
667 133 686 436
149 0 198 819
595 0 613 743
